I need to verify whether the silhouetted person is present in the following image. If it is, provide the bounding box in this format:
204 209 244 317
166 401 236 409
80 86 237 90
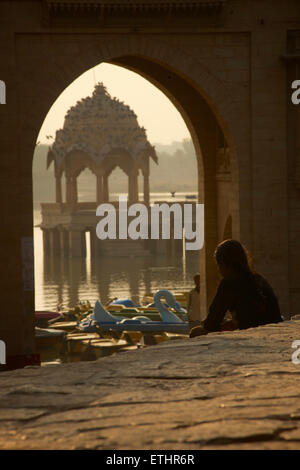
190 239 282 338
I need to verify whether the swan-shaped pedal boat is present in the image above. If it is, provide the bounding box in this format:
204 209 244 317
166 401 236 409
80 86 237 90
78 290 190 335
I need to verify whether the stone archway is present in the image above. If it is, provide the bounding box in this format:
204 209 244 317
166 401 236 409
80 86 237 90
31 40 243 278
6 33 250 359
22 35 245 232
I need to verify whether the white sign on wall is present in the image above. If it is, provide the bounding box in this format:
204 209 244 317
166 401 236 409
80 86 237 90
292 80 300 105
0 340 6 364
0 80 6 104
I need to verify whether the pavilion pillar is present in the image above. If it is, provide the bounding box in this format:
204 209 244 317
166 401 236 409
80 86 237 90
55 174 62 203
49 229 60 256
65 175 72 204
143 172 150 205
134 171 139 202
128 172 134 203
295 105 300 187
103 174 109 202
59 229 69 257
90 230 101 257
128 169 138 203
96 174 103 204
42 229 50 255
90 230 95 257
82 232 87 258
69 230 84 257
71 176 78 204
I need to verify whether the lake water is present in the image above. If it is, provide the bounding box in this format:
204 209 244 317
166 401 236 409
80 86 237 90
34 192 200 311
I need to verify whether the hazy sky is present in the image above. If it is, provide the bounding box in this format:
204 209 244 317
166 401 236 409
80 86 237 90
37 63 190 146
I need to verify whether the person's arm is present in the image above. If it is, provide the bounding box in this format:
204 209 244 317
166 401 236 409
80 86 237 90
204 280 233 332
259 277 283 323
270 292 282 323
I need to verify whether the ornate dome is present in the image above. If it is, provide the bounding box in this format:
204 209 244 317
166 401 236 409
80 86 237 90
47 82 157 174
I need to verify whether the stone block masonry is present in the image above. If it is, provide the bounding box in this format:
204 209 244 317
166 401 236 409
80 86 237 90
1 320 300 449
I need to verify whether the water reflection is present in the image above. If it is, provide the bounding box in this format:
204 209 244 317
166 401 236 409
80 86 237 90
34 194 200 311
40 249 199 310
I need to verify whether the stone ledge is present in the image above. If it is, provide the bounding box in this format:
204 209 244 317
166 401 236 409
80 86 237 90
1 319 300 449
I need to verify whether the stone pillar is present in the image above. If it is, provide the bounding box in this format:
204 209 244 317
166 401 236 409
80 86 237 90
96 174 103 204
128 172 133 203
65 175 72 204
55 175 62 203
90 230 95 258
250 29 290 313
59 229 69 257
143 172 150 205
69 230 83 257
295 105 300 188
103 174 109 202
195 113 219 309
81 231 87 258
49 229 60 256
42 229 50 255
71 176 78 204
134 170 139 202
287 53 300 315
90 230 101 257
128 169 138 203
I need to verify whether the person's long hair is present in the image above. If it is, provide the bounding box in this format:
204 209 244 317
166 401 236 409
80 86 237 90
214 239 252 277
215 239 266 303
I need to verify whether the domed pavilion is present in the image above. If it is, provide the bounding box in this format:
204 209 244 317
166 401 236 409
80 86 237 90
47 82 158 205
40 83 184 259
40 83 189 258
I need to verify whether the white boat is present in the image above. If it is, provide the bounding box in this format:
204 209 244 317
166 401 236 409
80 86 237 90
84 290 190 335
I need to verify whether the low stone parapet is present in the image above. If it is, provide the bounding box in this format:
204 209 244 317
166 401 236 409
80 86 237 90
1 319 300 449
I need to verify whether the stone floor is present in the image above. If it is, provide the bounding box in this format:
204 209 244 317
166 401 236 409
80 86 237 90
1 319 300 450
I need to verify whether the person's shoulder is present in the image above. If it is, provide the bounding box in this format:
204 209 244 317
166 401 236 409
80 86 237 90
213 278 236 302
253 272 271 287
253 272 276 294
218 276 248 294
217 278 235 291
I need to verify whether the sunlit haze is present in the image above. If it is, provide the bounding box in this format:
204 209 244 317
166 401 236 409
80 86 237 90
37 63 190 145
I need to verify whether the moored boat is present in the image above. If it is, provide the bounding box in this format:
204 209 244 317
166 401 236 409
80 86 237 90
35 327 66 361
35 311 63 328
79 290 190 335
80 338 137 359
